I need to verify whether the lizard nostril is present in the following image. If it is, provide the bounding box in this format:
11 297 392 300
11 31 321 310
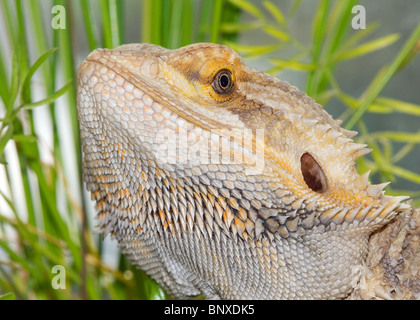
300 152 328 193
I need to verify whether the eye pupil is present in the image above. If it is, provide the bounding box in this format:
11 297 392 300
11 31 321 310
212 69 234 94
220 74 229 88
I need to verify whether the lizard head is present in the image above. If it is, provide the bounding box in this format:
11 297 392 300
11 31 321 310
78 42 409 241
163 43 410 232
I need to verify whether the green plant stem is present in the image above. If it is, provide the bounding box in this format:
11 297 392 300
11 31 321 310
211 0 224 43
306 0 330 96
198 0 213 42
80 0 100 50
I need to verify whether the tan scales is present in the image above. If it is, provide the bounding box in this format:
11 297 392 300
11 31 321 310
77 43 416 299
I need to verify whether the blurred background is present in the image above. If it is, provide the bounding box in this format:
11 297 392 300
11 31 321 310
0 0 419 299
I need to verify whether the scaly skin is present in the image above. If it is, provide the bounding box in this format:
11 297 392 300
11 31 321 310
77 43 409 299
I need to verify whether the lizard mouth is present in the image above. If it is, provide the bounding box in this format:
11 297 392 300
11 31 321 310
300 152 328 193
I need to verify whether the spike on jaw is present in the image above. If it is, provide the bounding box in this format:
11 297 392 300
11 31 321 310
354 203 374 221
356 194 410 226
302 117 318 128
341 129 358 139
344 205 363 223
366 182 390 198
314 123 332 137
366 196 408 223
380 195 410 205
353 170 371 190
353 147 372 160
345 142 371 160
319 207 341 224
397 199 412 211
331 207 349 224
325 129 342 143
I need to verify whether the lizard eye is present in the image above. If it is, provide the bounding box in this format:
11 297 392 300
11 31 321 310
212 69 234 94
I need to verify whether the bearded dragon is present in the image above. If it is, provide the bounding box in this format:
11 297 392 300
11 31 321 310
77 43 416 299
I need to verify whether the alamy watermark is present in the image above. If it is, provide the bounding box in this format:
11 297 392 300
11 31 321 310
352 5 366 30
50 4 366 31
51 265 66 289
51 5 66 30
153 127 266 175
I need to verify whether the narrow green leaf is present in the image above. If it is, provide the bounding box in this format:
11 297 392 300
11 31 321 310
289 0 302 17
0 124 14 157
151 0 162 45
318 0 357 93
99 0 112 48
228 0 264 20
366 100 396 113
97 0 123 48
11 134 38 143
263 1 286 26
168 0 183 48
0 191 16 215
161 0 172 47
219 1 242 43
7 45 21 111
28 0 52 87
326 0 357 50
220 21 262 34
371 131 420 143
334 88 361 111
198 0 212 42
0 41 9 104
306 0 330 96
80 0 99 50
0 292 15 300
385 165 420 184
224 42 281 57
181 0 193 46
270 58 316 71
0 239 44 280
333 34 399 62
19 81 72 110
398 38 420 71
21 48 58 104
142 0 152 43
108 0 123 46
210 0 223 43
339 22 379 53
374 97 420 116
392 140 418 163
262 25 290 42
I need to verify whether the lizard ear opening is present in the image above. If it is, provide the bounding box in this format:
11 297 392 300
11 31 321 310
300 152 328 193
